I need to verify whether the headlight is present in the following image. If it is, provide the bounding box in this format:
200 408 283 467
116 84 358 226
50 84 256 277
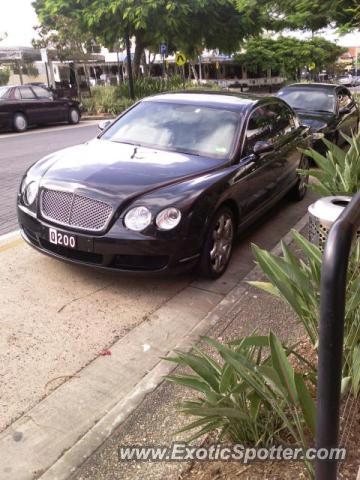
23 181 38 206
124 206 152 231
156 207 181 231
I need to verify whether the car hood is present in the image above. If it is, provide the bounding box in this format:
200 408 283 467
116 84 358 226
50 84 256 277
38 139 225 202
296 111 335 132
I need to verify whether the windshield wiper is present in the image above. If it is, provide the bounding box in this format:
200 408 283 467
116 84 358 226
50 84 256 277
111 140 143 147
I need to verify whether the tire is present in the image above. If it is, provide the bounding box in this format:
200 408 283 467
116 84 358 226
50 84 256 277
13 113 28 132
289 155 309 202
199 206 235 279
68 107 80 125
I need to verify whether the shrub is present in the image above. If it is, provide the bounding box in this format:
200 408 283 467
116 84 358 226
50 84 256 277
250 231 360 397
82 76 222 115
82 88 136 115
165 333 316 476
0 67 10 86
299 132 360 196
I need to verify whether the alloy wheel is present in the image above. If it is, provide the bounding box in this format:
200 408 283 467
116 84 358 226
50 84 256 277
70 109 79 124
14 114 27 132
209 212 234 273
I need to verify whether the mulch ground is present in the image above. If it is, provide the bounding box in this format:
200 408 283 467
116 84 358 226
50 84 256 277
178 337 360 480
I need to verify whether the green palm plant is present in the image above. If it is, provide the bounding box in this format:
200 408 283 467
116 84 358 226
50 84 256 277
298 131 360 196
250 231 360 396
165 332 316 476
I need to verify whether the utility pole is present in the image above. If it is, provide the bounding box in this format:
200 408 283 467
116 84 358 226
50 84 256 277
125 28 135 100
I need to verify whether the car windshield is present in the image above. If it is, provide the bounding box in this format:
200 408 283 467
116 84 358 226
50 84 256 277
278 89 335 113
102 101 241 158
0 87 10 99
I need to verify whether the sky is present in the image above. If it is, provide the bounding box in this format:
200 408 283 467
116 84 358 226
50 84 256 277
0 0 360 49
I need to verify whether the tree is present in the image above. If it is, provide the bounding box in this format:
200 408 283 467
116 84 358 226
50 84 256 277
262 0 331 34
32 17 95 64
260 0 360 32
33 0 268 77
332 0 360 31
235 36 346 80
32 13 99 95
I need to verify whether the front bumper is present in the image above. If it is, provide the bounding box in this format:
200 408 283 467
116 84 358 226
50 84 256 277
17 206 201 274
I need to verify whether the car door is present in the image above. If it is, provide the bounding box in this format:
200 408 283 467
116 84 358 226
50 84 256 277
336 88 359 141
31 86 68 123
238 103 289 216
270 101 304 192
18 86 44 125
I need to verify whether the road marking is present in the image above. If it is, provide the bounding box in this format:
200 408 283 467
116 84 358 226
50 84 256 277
0 229 20 242
0 238 23 253
0 121 99 140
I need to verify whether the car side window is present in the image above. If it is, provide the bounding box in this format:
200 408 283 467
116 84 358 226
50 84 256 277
244 104 279 155
19 87 36 100
13 88 21 100
32 86 52 99
272 103 299 134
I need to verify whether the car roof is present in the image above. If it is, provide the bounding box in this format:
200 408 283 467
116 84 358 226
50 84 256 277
280 83 340 91
143 91 275 111
1 85 29 89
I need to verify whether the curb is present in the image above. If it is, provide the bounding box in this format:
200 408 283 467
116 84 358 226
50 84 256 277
37 212 309 480
81 115 114 121
0 230 21 251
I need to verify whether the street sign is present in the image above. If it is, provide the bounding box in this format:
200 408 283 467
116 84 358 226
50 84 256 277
175 52 186 66
40 48 48 63
160 43 167 56
309 62 316 71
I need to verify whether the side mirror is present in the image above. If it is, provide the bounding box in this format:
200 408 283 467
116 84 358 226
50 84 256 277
98 119 112 132
253 140 274 155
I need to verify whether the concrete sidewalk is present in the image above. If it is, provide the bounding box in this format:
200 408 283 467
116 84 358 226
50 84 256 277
0 193 316 480
71 226 307 480
71 220 309 480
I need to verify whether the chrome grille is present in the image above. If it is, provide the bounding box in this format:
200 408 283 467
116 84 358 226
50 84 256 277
41 188 113 232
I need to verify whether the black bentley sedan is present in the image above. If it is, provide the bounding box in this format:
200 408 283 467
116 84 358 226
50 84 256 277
17 92 311 278
277 83 359 151
0 85 81 132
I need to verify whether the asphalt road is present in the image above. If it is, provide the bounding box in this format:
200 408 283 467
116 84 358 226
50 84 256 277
0 121 99 235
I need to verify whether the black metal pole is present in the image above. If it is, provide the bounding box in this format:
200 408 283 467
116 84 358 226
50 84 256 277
315 191 360 480
125 28 135 100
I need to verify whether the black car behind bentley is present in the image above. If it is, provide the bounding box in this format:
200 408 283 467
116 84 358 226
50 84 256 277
277 83 359 152
0 85 81 132
17 92 311 278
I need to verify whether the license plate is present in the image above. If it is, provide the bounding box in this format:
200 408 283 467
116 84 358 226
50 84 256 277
49 227 77 249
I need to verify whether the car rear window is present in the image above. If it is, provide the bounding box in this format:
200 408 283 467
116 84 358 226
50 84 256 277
0 86 11 99
102 101 241 158
278 89 335 113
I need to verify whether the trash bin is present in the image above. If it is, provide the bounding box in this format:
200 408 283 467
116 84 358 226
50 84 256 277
308 196 353 251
